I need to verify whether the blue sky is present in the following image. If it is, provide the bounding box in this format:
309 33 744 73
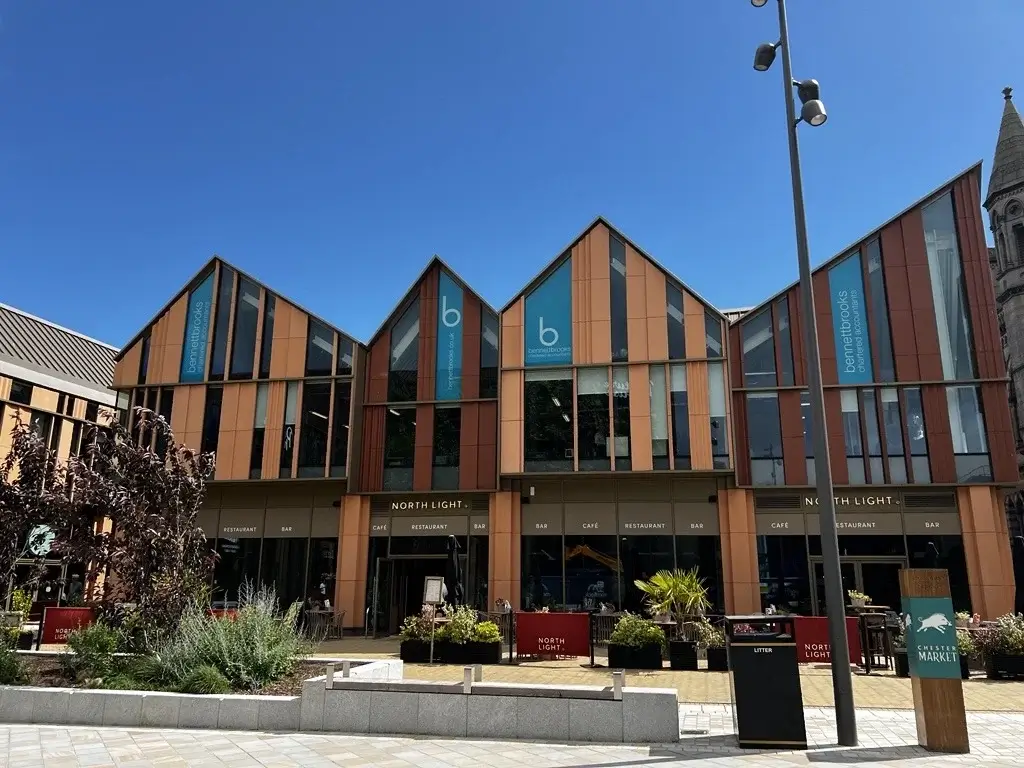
0 1 1019 347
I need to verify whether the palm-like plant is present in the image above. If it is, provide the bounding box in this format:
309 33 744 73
633 568 710 640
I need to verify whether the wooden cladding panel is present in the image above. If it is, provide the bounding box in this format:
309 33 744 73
147 310 168 385
214 384 239 480
178 386 207 453
499 370 524 474
501 298 523 369
572 224 612 365
413 403 434 491
230 384 256 479
902 208 944 381
683 293 706 360
880 219 921 381
417 270 439 401
459 401 497 490
624 245 649 361
823 388 848 485
462 294 482 399
812 269 837 386
982 381 1018 482
778 389 807 485
261 381 285 478
787 286 807 387
728 323 743 389
627 364 653 471
922 384 956 483
644 260 669 361
732 392 750 485
688 361 712 470
30 386 58 412
364 334 390 404
359 405 386 492
459 403 480 489
115 342 142 388
286 304 307 378
0 377 10 401
146 296 187 385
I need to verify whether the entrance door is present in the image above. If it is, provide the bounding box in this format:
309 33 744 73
812 561 857 617
810 558 906 615
369 558 393 638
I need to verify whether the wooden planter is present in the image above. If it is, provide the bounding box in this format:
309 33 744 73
399 640 432 663
986 652 1024 680
706 646 729 671
608 643 663 670
668 640 698 671
438 641 502 665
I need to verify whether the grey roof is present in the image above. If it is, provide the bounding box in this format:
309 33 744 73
986 87 1024 207
0 303 118 392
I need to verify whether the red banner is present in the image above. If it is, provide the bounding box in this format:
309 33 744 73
41 607 95 644
793 616 862 664
515 612 591 657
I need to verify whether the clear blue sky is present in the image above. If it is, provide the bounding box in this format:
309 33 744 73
0 1 1019 347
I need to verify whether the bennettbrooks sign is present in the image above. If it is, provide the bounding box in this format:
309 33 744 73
390 499 467 511
804 495 899 508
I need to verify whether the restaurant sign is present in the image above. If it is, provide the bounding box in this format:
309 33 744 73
514 611 590 657
389 498 470 512
803 494 900 508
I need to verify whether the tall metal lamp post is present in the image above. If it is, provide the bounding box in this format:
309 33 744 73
749 0 857 746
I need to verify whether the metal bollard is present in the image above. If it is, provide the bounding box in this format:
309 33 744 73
325 663 335 690
342 660 351 678
463 666 474 694
611 670 624 701
473 664 483 682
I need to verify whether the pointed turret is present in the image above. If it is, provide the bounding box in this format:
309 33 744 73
986 87 1024 208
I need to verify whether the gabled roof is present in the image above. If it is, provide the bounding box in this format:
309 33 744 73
115 256 361 362
986 87 1024 208
499 216 727 320
0 302 118 392
365 255 497 348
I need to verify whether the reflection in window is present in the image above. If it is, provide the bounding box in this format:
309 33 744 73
9 379 32 406
156 388 174 459
621 536 674 613
670 364 690 469
138 334 150 385
336 337 354 376
748 392 783 485
709 362 729 469
650 365 670 470
210 267 235 380
861 390 883 483
432 406 461 490
880 388 907 483
904 387 931 483
947 385 992 481
388 299 420 402
742 309 775 387
666 284 685 360
776 298 795 386
480 309 499 398
923 193 976 381
705 310 723 358
201 386 223 455
330 382 351 477
279 382 298 478
841 390 865 484
577 368 610 471
214 538 261 606
260 538 308 610
612 368 631 470
305 318 335 378
307 538 338 605
383 407 416 490
524 370 573 472
907 535 970 612
250 383 268 479
522 536 564 610
757 535 812 615
609 234 629 363
258 294 275 379
866 239 895 381
564 535 619 610
801 390 815 485
229 278 260 379
676 537 725 613
297 382 331 477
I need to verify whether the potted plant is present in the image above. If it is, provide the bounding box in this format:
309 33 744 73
467 620 502 664
607 612 666 670
954 611 970 629
977 613 1024 680
5 589 34 650
956 629 974 680
435 605 477 664
694 617 728 671
398 606 433 663
847 590 870 609
634 568 710 671
893 618 909 678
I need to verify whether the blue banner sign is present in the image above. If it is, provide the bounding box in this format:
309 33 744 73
435 271 464 400
524 259 572 366
828 252 873 384
901 595 961 679
179 271 215 382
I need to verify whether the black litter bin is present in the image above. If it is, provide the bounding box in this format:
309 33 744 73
724 615 806 750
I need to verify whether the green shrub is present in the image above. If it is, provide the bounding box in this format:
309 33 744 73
0 645 26 685
692 618 726 648
399 606 433 641
956 629 976 658
609 613 666 649
100 674 150 691
64 622 121 681
10 589 32 617
437 605 477 645
177 664 232 695
0 626 19 649
472 621 501 644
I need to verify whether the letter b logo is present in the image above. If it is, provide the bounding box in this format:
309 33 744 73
441 296 461 328
538 317 559 347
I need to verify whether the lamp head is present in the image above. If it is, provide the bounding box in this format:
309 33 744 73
800 99 828 127
751 0 769 6
753 42 777 72
795 78 820 104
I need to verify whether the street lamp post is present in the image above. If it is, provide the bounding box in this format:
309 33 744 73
750 0 857 747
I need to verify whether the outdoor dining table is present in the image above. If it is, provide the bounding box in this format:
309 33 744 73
304 609 343 640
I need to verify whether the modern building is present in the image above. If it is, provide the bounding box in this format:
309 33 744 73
110 160 1019 630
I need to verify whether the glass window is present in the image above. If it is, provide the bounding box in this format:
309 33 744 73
922 193 976 380
865 239 895 381
522 536 564 610
801 390 815 485
30 411 52 444
742 309 775 387
609 233 628 363
776 298 795 386
228 278 260 380
307 538 338 606
705 309 723 358
757 536 812 615
621 536 674 613
947 385 992 482
904 387 931 483
305 318 335 378
336 337 354 376
650 365 669 470
250 383 268 479
201 386 223 455
138 334 150 385
747 392 783 485
156 388 174 459
676 537 725 613
259 538 308 610
709 361 729 468
297 382 331 477
210 266 235 380
388 299 420 402
85 400 99 423
841 389 865 484
70 421 83 457
383 407 416 490
666 284 685 360
880 388 907 483
480 310 499 398
330 381 351 477
432 406 461 490
612 368 631 470
577 367 610 471
862 390 883 484
213 538 261 606
9 379 32 405
258 294 275 379
1015 223 1024 264
279 381 298 478
669 364 690 469
907 536 970 613
564 534 619 610
524 369 574 472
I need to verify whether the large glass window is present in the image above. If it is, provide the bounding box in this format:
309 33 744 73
776 298 795 386
880 388 907 483
757 536 812 615
577 367 610 471
709 361 729 469
669 364 690 469
305 319 335 378
522 536 564 610
297 382 331 477
228 277 260 380
564 534 619 610
905 387 931 483
801 390 815 485
650 365 669 469
840 390 865 484
258 294 275 379
705 309 723 359
307 538 338 606
923 193 976 381
388 299 420 402
621 536 674 613
609 233 628 363
524 370 573 472
748 392 783 485
210 266 235 380
336 337 354 376
865 239 895 381
214 538 261 606
612 367 631 470
259 538 308 609
250 383 268 479
666 284 685 360
480 309 499 398
138 334 150 385
156 388 174 459
947 385 992 482
742 309 775 387
330 382 351 477
201 386 223 455
907 535 970 613
383 407 416 490
9 379 32 406
676 537 725 613
279 382 298 478
862 389 883 484
432 406 461 490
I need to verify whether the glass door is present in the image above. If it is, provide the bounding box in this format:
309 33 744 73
812 561 858 616
369 558 393 638
858 560 904 613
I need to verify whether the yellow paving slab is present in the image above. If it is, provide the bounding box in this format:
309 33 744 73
315 637 1024 712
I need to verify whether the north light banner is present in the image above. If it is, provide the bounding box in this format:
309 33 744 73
524 259 573 366
179 272 215 383
828 252 873 384
436 271 464 400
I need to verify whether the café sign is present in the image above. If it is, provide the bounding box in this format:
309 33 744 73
803 494 899 508
390 498 468 511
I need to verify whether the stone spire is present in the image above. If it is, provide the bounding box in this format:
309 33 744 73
986 86 1024 208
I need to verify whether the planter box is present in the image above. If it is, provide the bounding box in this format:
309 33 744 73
960 656 970 680
16 631 34 650
706 646 728 671
986 652 1024 680
399 640 432 663
608 643 663 670
441 641 502 665
894 649 909 678
668 640 697 671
